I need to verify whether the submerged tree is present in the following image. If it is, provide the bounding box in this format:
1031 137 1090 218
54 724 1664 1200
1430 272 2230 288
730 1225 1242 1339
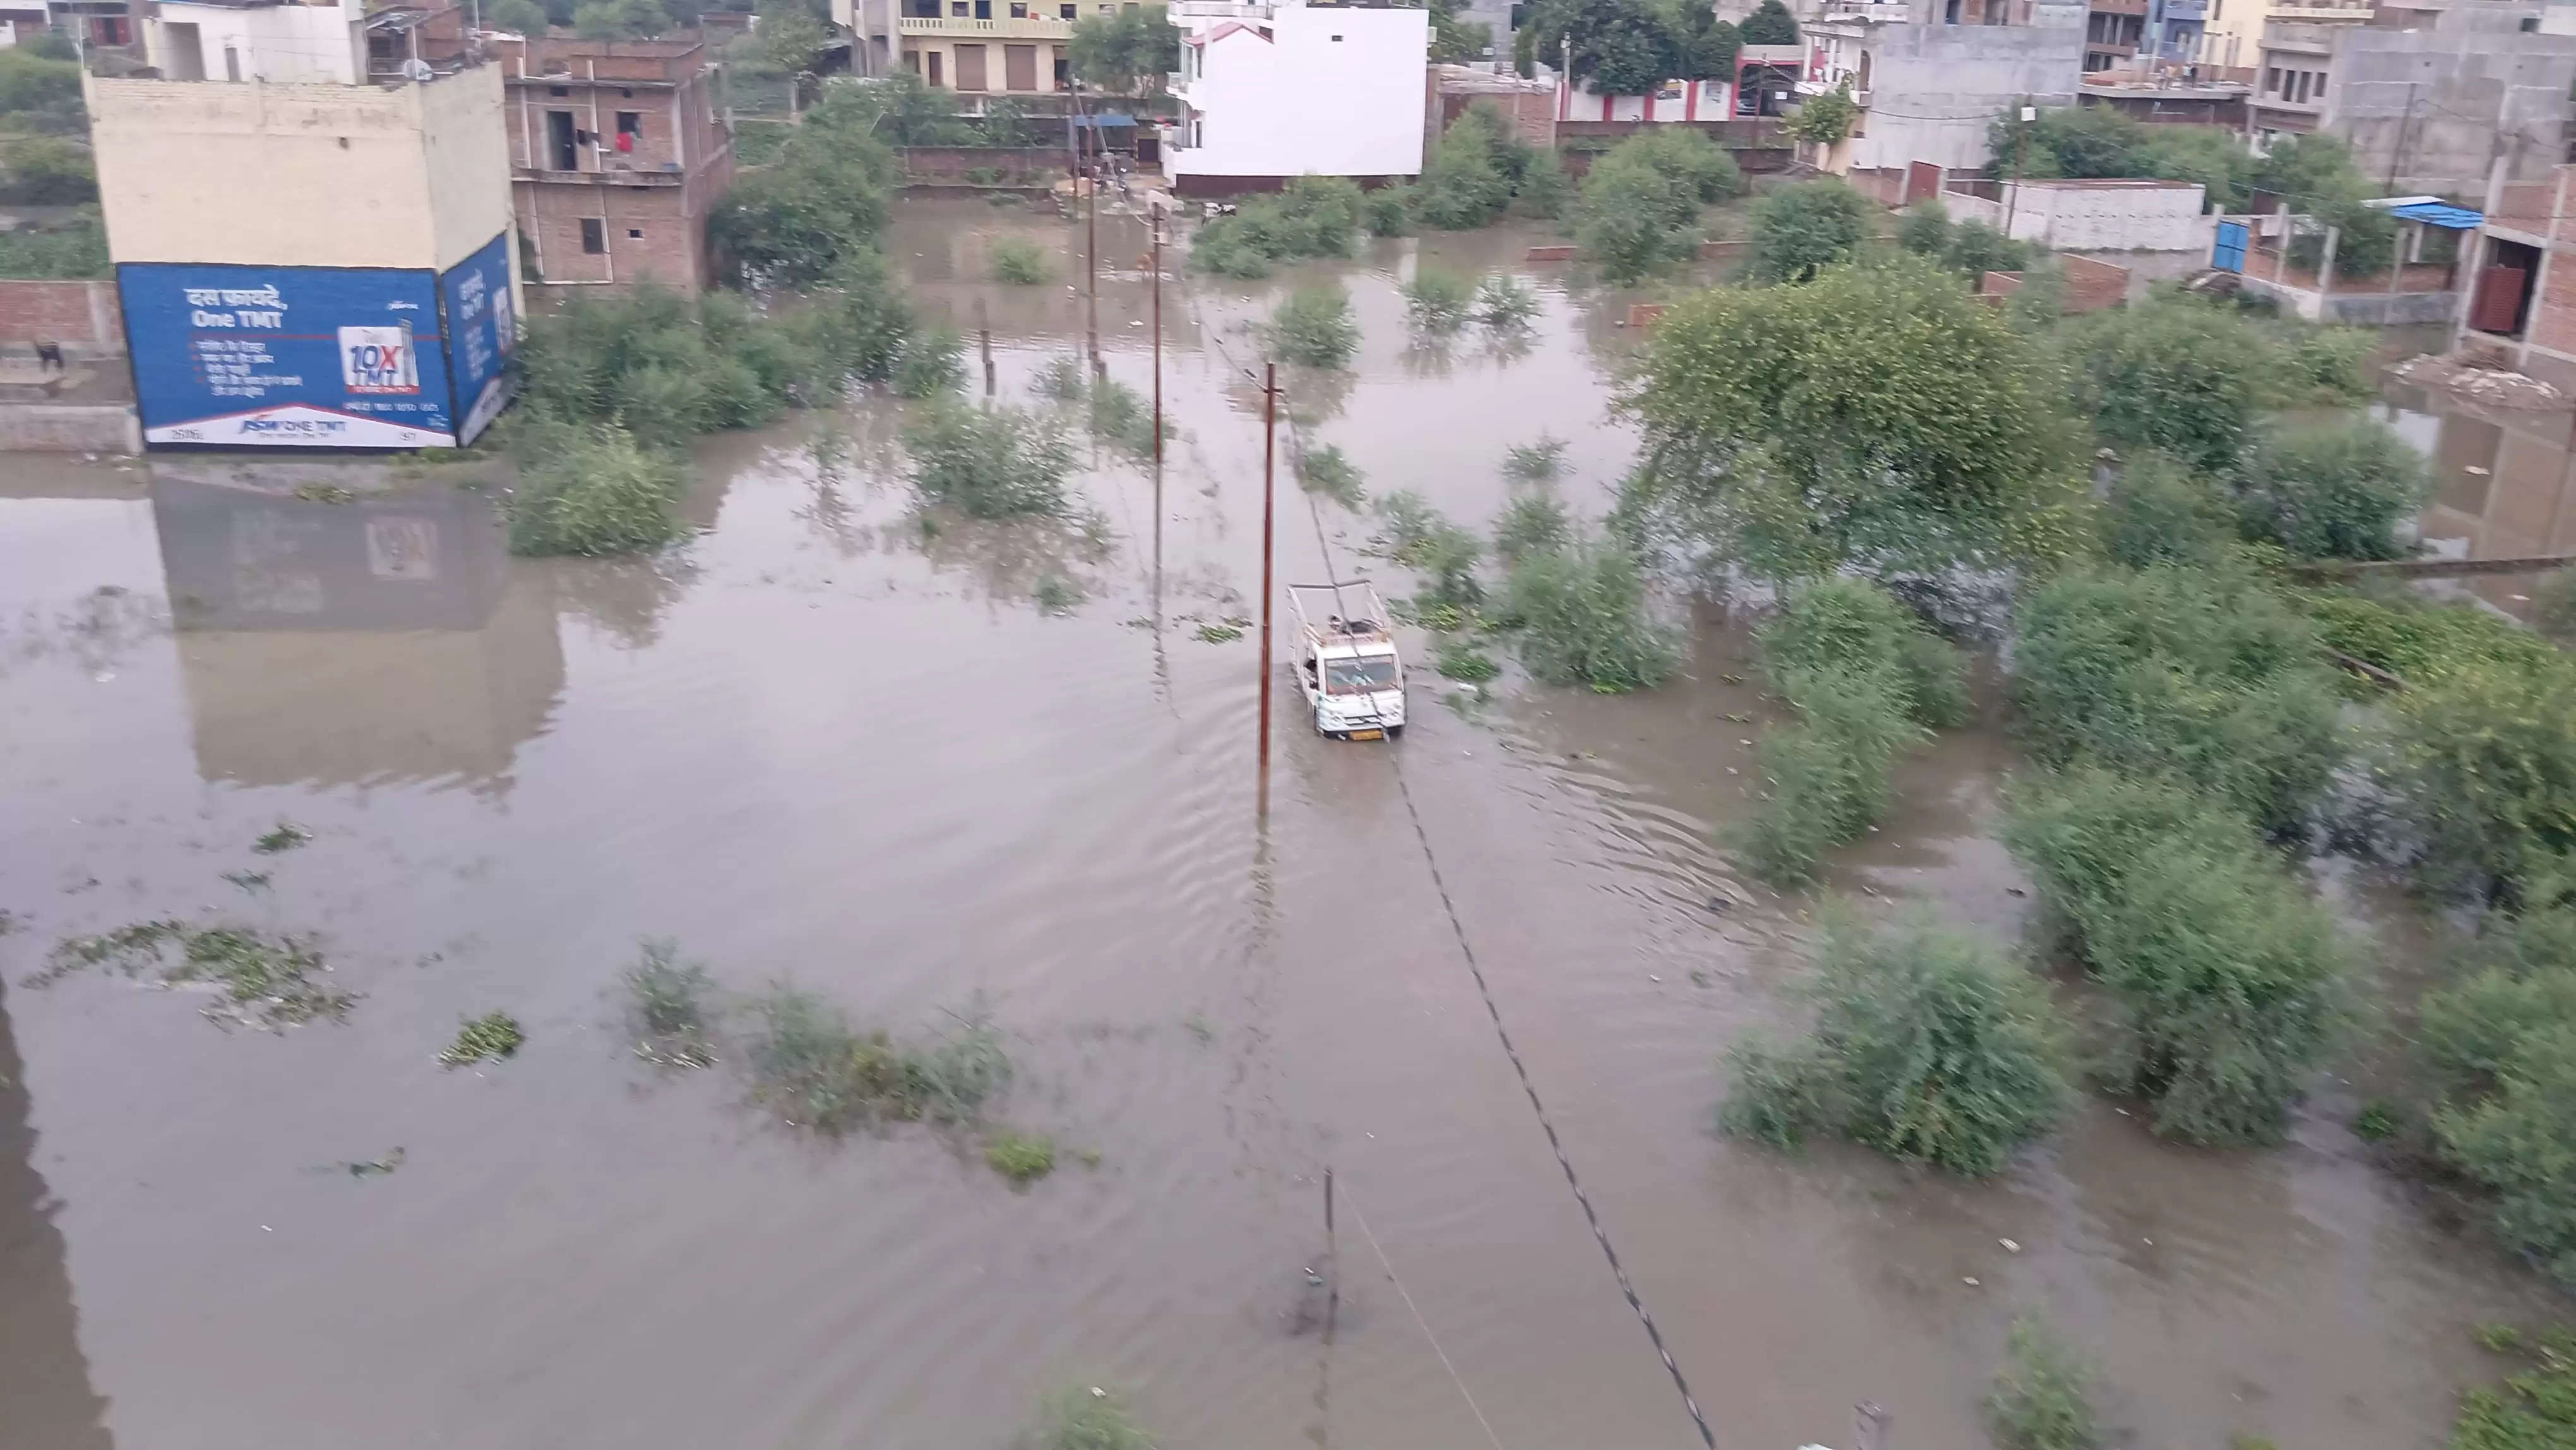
1621 256 2087 576
1067 3 1178 94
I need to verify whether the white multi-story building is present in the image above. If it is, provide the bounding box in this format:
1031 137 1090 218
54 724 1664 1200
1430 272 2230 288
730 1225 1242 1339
1166 0 1429 194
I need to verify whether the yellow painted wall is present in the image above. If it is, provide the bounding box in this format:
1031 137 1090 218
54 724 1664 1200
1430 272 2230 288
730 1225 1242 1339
88 66 510 272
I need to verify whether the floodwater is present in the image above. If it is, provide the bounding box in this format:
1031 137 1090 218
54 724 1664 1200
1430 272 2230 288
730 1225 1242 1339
0 200 2562 1450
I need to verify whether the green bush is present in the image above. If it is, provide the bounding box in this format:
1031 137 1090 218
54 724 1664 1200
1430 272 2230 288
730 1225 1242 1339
1622 125 1746 201
1186 174 1363 277
1897 198 1950 256
2298 589 2566 690
2389 661 2576 899
2003 768 2347 1145
1493 494 1570 560
1718 909 2073 1176
1496 535 1678 692
1745 179 1868 284
1943 218 2030 279
1734 665 1928 885
2061 300 2271 473
0 208 106 279
1415 102 1549 229
1085 375 1164 457
989 234 1048 284
1035 1386 1158 1450
902 400 1074 518
1295 443 1365 508
2011 565 2343 834
1755 577 1969 729
1988 1317 2102 1450
1364 182 1415 236
2532 566 2576 642
1577 147 1705 284
710 85 900 287
984 1128 1057 1184
1267 284 1360 369
1501 434 1567 483
1513 149 1576 219
2234 417 2428 562
1475 273 1541 328
0 135 95 205
1402 265 1477 332
890 323 967 398
506 423 688 557
2448 1324 2576 1450
2099 450 2234 570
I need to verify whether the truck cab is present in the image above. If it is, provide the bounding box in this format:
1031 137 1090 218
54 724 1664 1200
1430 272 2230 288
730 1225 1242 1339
1289 582 1405 741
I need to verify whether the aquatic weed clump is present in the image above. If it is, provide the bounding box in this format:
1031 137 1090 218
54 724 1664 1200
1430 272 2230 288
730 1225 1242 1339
1986 1315 2102 1450
624 938 719 1069
990 235 1049 285
36 921 355 1028
251 822 313 854
2451 1324 2576 1449
1266 285 1360 370
440 1010 525 1066
506 422 689 558
1035 1386 1158 1450
984 1128 1056 1185
1294 444 1365 509
745 986 1010 1135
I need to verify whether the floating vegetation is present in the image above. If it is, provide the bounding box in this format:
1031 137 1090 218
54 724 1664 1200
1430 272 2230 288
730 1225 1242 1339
0 909 24 938
744 986 1010 1135
340 1147 405 1178
35 921 354 1028
623 938 717 1069
1033 573 1085 616
1493 494 1570 560
1194 621 1245 644
439 1010 525 1067
2353 1099 2399 1142
2452 1324 2576 1450
251 822 313 854
1035 1386 1157 1450
291 482 355 505
1475 273 1541 328
1183 1014 1216 1045
1402 265 1476 333
1435 641 1500 682
221 870 271 894
1085 377 1166 458
1267 285 1361 369
984 1128 1057 1185
1034 354 1088 403
1501 435 1568 484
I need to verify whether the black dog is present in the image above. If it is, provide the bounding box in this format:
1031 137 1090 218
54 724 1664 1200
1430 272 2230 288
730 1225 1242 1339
34 340 64 373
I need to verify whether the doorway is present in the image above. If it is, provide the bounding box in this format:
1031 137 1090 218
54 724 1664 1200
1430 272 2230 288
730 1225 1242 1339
547 109 578 171
163 21 206 80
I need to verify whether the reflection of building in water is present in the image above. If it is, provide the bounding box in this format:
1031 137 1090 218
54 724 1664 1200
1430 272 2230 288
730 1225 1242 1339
153 477 564 793
0 980 116 1450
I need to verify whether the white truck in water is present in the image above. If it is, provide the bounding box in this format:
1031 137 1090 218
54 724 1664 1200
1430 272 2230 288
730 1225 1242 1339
1288 581 1405 741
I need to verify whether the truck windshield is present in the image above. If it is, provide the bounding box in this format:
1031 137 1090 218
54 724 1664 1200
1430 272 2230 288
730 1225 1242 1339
1324 657 1398 694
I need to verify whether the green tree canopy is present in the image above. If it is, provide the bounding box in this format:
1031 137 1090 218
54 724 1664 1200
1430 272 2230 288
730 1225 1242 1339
1068 3 1178 93
0 46 85 135
1525 0 1732 93
1744 177 1867 284
1739 0 1798 44
486 0 550 33
1621 256 2087 575
710 83 901 286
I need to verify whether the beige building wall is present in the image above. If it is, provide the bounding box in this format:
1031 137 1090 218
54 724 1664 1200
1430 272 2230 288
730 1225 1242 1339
87 66 511 273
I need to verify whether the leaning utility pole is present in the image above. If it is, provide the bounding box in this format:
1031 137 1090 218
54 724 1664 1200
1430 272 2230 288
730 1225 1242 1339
1258 361 1279 815
2003 102 2034 236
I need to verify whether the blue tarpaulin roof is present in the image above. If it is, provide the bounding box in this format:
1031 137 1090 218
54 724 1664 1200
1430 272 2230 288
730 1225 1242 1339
2387 201 2484 229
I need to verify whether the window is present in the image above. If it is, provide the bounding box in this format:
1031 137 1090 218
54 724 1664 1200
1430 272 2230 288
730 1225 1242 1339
1010 1 1026 15
616 111 641 136
1059 3 1075 13
549 84 568 95
580 219 606 253
628 227 643 238
2262 65 2277 93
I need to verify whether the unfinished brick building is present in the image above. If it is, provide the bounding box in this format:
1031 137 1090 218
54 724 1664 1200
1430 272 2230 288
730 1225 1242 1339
494 36 734 297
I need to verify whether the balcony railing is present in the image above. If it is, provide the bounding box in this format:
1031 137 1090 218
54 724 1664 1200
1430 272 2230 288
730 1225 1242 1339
897 13 1076 35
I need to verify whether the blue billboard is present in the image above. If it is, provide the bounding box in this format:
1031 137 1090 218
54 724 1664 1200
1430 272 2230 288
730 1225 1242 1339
440 232 516 446
119 234 517 450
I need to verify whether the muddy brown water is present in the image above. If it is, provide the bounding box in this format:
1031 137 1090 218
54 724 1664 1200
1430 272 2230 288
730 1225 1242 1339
0 201 2563 1450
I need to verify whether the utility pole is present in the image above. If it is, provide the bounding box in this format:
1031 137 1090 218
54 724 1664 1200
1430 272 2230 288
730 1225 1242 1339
2387 80 2418 195
1150 222 1164 467
1258 362 1279 816
2003 102 2033 236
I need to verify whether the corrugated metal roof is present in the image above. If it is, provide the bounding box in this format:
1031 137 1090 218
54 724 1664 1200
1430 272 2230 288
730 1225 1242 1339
2387 201 2484 229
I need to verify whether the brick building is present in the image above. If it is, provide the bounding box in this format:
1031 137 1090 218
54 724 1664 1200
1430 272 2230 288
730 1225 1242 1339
2459 165 2576 391
495 36 734 296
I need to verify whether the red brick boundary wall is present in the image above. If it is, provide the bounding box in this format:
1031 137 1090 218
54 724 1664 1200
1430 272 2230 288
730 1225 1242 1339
0 279 122 356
